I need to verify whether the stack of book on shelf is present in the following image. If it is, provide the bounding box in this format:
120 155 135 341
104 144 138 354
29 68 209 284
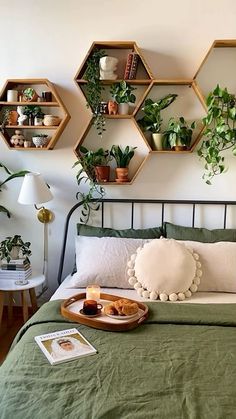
0 258 32 280
124 53 139 80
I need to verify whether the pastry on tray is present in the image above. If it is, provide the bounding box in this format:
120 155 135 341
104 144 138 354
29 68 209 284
104 299 139 317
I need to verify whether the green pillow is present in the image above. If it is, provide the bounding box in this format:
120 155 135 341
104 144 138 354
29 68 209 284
72 224 164 275
164 222 236 242
77 223 164 239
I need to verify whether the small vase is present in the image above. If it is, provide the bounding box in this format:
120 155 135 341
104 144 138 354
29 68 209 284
115 167 129 183
118 103 129 115
152 133 163 151
95 166 110 182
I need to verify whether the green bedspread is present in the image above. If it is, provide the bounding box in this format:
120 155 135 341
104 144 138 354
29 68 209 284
1 300 236 419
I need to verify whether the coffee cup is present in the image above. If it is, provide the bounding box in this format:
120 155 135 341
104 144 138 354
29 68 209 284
83 299 103 315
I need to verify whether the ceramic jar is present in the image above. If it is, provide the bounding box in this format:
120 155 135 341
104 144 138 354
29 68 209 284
7 90 18 102
10 130 25 147
43 115 61 126
32 135 48 148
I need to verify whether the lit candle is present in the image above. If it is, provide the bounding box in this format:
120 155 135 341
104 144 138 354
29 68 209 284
86 284 100 301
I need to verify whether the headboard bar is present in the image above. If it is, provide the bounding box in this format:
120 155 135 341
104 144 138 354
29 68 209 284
57 198 236 284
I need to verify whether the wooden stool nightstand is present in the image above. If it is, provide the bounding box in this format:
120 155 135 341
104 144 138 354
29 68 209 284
0 272 45 327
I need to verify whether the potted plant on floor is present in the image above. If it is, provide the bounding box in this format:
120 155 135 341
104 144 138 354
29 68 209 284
0 235 31 263
110 81 136 115
162 117 196 151
198 84 236 184
137 94 177 150
110 145 137 182
84 48 107 137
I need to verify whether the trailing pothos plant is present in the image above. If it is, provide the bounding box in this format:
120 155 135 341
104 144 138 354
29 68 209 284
198 85 236 184
73 146 108 223
0 163 29 217
0 234 31 263
84 48 107 137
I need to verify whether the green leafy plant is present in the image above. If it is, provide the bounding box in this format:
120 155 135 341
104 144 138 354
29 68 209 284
110 81 136 104
23 105 43 118
110 145 137 168
163 117 196 150
84 48 107 137
137 94 178 134
73 146 110 223
0 107 11 132
0 235 31 263
33 134 48 138
23 87 36 100
0 163 29 217
198 85 236 184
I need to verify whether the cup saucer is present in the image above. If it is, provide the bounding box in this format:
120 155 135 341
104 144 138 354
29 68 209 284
79 308 102 318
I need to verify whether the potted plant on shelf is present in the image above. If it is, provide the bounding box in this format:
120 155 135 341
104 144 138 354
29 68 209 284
32 134 48 148
110 145 137 182
137 94 177 151
84 48 107 137
198 84 236 184
162 117 196 151
0 235 31 263
110 81 136 115
78 146 111 183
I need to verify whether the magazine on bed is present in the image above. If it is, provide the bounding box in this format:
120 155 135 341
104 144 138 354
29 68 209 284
34 328 97 365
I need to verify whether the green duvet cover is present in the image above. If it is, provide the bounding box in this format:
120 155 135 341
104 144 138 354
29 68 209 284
1 300 236 419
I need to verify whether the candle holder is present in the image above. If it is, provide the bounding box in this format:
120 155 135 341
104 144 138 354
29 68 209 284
86 284 101 301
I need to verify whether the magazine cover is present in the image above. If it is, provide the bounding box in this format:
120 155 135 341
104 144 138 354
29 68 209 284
34 328 97 365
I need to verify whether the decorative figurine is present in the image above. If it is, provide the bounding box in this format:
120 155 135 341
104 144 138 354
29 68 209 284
108 100 118 115
10 130 25 147
99 56 118 80
17 106 27 125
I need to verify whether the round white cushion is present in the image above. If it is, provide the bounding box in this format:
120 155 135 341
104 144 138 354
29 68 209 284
127 238 201 301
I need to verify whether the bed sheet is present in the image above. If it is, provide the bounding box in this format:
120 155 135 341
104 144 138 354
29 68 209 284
51 274 236 303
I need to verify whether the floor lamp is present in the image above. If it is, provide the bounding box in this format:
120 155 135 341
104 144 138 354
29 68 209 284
18 173 53 291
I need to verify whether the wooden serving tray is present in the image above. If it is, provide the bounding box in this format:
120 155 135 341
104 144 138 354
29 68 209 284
61 292 149 332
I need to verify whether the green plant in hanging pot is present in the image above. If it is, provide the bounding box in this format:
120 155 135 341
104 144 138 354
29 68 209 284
162 117 196 151
110 145 137 183
0 235 31 263
198 85 236 184
137 94 178 151
110 81 136 115
84 48 107 137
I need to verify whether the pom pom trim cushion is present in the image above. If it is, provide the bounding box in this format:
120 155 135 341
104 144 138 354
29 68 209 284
127 238 201 301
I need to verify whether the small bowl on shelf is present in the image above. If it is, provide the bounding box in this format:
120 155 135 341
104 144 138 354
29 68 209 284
43 115 61 126
32 135 49 148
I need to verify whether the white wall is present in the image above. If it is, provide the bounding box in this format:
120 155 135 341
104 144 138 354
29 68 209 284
1 0 236 292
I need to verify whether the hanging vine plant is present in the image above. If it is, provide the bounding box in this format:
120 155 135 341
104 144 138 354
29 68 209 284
198 85 236 184
0 163 29 217
84 48 107 137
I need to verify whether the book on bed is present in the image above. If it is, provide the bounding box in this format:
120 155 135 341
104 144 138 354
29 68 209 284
34 328 97 365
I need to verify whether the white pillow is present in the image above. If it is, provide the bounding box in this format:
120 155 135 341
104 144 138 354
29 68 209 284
127 238 201 301
70 236 150 288
180 240 236 292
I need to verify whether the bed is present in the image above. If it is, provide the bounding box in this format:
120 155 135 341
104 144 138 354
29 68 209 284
1 198 236 419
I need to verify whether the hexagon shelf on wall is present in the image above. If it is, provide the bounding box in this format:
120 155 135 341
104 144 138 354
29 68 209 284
134 79 207 153
194 39 236 100
0 79 70 150
73 118 151 185
74 41 154 116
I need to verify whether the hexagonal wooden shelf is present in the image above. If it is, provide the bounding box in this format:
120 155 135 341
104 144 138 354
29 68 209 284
74 41 154 116
135 79 206 153
194 39 236 101
0 79 70 150
73 117 151 185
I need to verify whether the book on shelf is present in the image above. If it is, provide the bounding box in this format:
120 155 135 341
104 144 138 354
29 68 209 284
1 262 31 271
0 267 32 279
35 328 97 365
124 53 134 79
4 258 28 265
129 53 139 79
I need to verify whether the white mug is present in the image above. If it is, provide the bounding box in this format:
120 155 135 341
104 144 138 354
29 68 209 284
7 90 18 102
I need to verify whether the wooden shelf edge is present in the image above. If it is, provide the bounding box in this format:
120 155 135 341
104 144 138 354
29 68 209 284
0 101 59 106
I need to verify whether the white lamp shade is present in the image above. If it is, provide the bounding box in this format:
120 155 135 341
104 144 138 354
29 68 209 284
18 172 53 205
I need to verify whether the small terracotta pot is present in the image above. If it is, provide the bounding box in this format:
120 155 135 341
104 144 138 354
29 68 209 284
173 145 187 151
95 166 110 182
115 167 129 183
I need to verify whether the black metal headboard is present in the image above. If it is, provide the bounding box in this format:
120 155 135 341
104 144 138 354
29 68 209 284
57 198 236 285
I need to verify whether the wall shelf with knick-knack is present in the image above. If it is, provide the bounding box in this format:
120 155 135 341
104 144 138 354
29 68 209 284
0 79 70 150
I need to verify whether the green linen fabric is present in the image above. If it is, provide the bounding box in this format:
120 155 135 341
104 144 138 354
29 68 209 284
77 223 164 238
164 221 236 242
1 300 236 419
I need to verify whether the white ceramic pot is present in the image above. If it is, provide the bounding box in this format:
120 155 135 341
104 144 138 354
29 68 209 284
152 133 163 151
118 103 129 115
32 136 48 148
7 90 18 102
